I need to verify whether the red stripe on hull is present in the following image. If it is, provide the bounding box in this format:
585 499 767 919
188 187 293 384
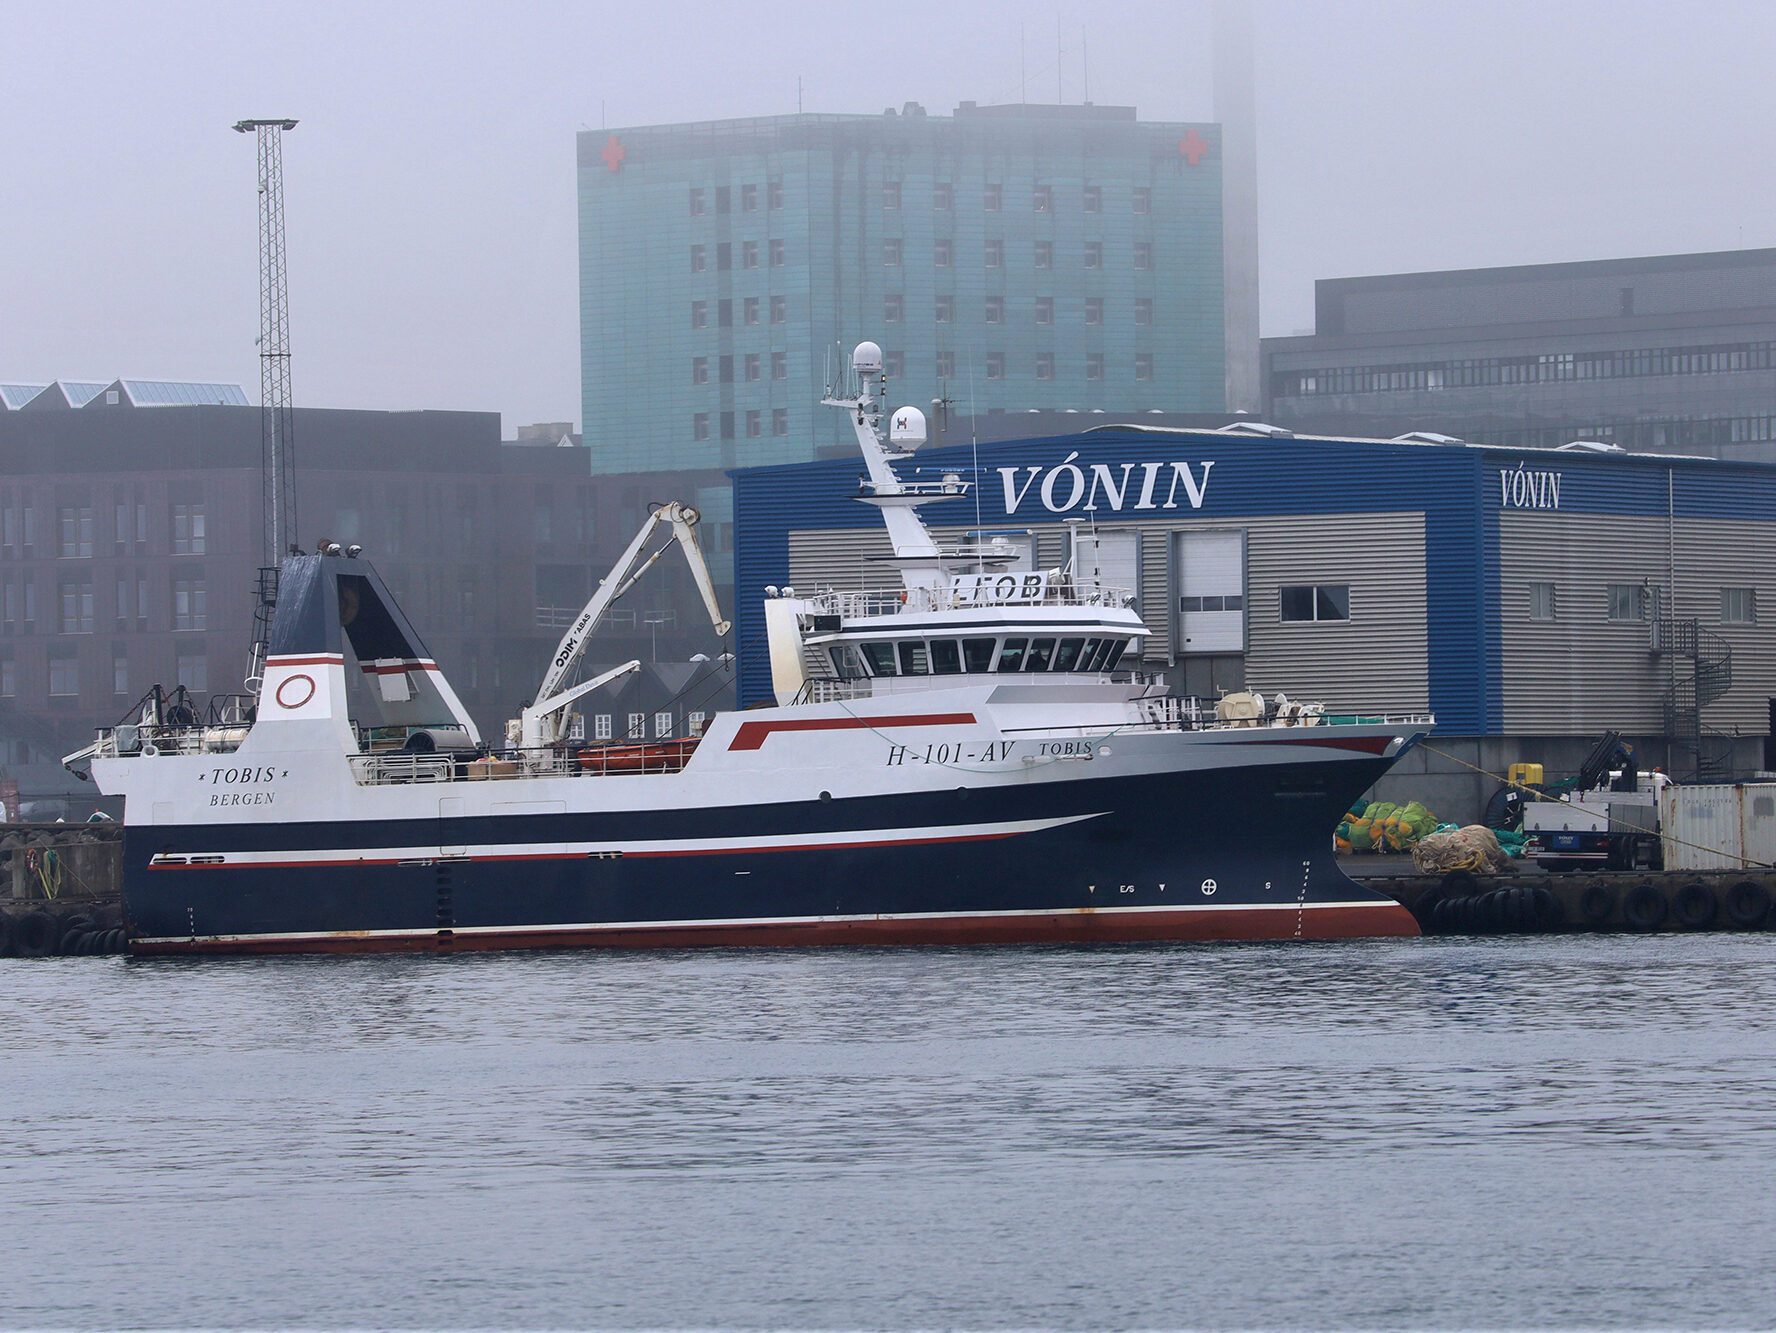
729 712 976 751
129 902 1419 955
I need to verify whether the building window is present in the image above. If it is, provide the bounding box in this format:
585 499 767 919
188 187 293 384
1084 241 1102 269
768 179 783 209
935 296 953 324
1281 585 1350 623
1722 587 1757 625
1032 185 1051 212
693 413 710 441
1529 581 1556 621
770 295 787 324
746 410 762 438
983 184 1001 211
1035 297 1053 326
177 651 206 693
932 182 953 210
744 353 761 381
986 353 1004 380
1085 298 1103 326
1135 353 1154 381
742 240 759 269
594 713 612 741
1134 242 1153 270
1035 240 1052 270
627 712 646 740
934 238 952 268
720 411 735 440
883 182 901 210
691 244 706 272
688 711 707 737
689 188 705 216
113 651 127 695
1133 186 1151 214
771 351 788 380
60 580 94 633
1036 353 1054 380
884 294 903 323
49 656 78 697
691 301 707 329
173 578 206 631
58 506 93 558
172 503 205 555
654 711 673 738
135 577 147 625
741 183 758 212
692 356 709 385
937 351 954 378
769 238 785 266
715 186 730 214
1084 184 1102 213
985 297 1003 324
744 297 760 325
882 238 902 266
1086 353 1104 381
1135 298 1153 326
985 239 1003 268
1607 583 1648 622
772 408 789 436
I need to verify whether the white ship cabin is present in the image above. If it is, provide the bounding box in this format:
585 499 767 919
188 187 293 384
759 341 1152 704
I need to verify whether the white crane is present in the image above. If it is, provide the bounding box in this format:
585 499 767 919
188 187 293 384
510 502 730 758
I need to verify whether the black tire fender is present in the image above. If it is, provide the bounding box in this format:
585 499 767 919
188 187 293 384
0 911 13 956
14 910 56 957
1672 881 1717 930
1440 869 1481 900
1531 885 1564 930
1624 882 1668 932
1725 880 1771 930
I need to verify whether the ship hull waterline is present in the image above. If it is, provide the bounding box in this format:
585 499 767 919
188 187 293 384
121 757 1419 954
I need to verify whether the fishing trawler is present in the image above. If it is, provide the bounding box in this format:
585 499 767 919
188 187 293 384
68 342 1431 954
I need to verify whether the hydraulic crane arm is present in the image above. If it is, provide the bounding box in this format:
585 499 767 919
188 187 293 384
517 502 731 752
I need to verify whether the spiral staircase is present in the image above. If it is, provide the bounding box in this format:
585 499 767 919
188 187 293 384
1654 617 1734 780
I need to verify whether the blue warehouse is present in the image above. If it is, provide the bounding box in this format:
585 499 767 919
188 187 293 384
733 424 1776 817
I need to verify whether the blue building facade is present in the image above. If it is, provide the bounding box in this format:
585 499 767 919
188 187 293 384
577 103 1227 479
733 428 1776 813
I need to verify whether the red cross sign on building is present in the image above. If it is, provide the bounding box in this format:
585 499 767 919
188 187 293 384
1178 129 1210 167
601 135 627 172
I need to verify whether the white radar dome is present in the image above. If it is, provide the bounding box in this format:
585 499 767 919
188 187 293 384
888 405 927 449
852 341 883 375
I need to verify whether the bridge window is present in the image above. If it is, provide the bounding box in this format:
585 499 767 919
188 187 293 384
962 638 997 672
897 641 930 675
829 644 864 678
1054 637 1085 671
997 637 1028 671
930 640 962 674
1022 638 1056 672
860 642 898 676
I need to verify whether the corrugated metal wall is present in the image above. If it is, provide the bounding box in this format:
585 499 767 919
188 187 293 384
787 510 1429 714
1501 512 1776 734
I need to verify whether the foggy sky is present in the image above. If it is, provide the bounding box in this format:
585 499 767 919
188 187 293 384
3 0 1774 431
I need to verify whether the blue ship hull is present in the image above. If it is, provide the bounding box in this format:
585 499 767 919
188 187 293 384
123 757 1417 953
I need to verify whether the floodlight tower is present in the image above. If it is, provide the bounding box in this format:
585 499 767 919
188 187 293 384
233 117 298 695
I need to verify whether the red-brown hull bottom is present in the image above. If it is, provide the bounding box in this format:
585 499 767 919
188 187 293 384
129 902 1419 956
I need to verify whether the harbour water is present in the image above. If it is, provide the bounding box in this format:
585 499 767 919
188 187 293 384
4 937 1775 1329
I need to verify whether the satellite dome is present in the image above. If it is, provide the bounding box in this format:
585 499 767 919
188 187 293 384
889 405 927 449
852 341 883 375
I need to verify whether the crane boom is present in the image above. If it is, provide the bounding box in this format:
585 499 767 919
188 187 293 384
516 501 730 753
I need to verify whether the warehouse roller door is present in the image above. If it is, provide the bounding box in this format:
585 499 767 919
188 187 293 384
1173 529 1246 656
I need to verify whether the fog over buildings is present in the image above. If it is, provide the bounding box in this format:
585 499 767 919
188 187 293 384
3 0 1774 429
